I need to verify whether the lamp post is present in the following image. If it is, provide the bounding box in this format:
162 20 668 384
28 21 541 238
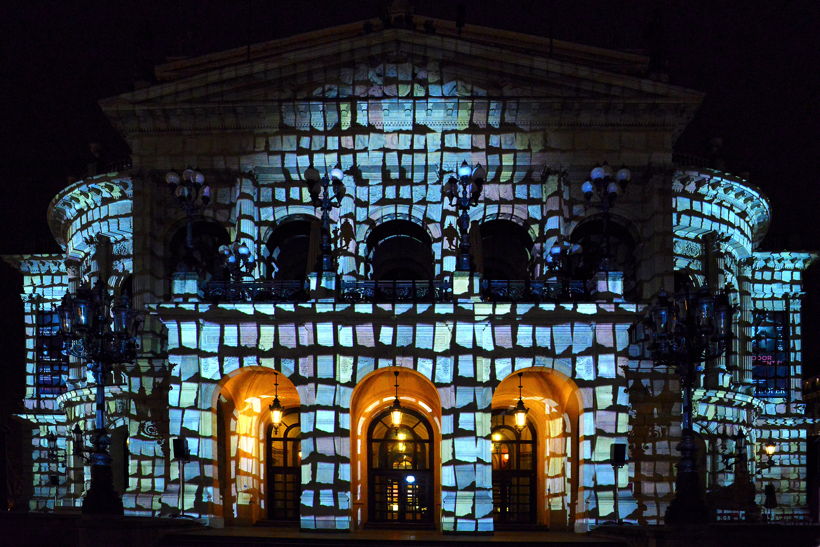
165 168 211 249
545 241 583 277
641 285 733 524
303 165 346 274
219 241 256 282
580 163 631 271
57 280 139 515
444 161 486 271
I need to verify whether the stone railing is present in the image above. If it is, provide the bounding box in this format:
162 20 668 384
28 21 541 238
203 279 308 303
480 279 589 303
340 280 451 303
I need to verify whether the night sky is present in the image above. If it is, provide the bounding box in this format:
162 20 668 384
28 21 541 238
0 1 818 417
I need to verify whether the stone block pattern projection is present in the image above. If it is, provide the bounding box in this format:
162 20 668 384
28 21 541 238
155 301 635 531
4 16 817 532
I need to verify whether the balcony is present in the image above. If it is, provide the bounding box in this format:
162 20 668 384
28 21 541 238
480 279 589 303
340 280 451 303
203 280 308 303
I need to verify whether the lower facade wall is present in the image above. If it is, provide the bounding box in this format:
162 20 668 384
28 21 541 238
15 301 813 529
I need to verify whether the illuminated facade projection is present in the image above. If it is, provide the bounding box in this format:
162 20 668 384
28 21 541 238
4 13 817 533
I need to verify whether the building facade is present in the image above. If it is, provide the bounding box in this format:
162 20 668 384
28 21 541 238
5 15 817 532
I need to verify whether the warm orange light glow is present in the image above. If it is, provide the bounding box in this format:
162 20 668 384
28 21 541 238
270 407 283 429
764 443 777 456
397 432 407 441
514 408 527 429
492 432 502 442
391 408 403 428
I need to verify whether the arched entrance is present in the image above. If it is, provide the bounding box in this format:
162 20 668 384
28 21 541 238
368 407 434 525
492 368 583 531
349 367 442 529
214 367 300 525
491 412 536 527
265 409 301 522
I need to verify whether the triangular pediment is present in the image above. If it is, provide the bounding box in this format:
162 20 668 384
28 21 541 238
101 18 702 135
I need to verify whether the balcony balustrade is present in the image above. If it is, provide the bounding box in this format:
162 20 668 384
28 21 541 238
204 280 308 303
481 279 589 303
340 280 451 303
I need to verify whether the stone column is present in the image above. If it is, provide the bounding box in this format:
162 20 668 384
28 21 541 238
233 174 259 276
439 354 494 533
297 379 352 531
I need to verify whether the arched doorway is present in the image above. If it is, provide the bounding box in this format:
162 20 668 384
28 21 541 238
214 367 300 525
349 367 442 529
368 407 434 525
492 368 583 531
491 412 536 527
265 409 301 522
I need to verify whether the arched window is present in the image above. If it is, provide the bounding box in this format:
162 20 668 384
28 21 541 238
674 271 698 294
366 220 433 281
368 407 434 525
491 412 536 527
166 219 230 282
570 216 638 298
479 220 533 280
266 410 301 522
265 217 318 280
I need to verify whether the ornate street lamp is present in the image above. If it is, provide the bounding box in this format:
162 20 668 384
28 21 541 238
580 163 631 271
390 370 403 430
57 280 140 515
219 241 256 282
269 371 284 434
545 240 583 277
165 168 211 249
513 372 529 431
444 161 486 271
640 285 733 524
303 165 346 273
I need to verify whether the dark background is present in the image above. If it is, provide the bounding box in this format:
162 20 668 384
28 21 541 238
0 0 818 496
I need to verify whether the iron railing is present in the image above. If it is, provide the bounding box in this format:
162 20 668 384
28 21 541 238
340 280 451 303
481 279 589 303
204 280 308 303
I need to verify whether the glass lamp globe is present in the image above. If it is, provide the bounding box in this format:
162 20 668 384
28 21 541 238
616 167 631 182
472 163 486 181
165 171 180 185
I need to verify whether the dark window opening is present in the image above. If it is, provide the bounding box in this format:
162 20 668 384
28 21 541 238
491 412 536 527
368 407 434 526
367 220 433 281
570 217 638 299
266 410 301 522
674 271 698 294
167 220 230 282
480 220 533 280
35 311 69 396
266 218 317 280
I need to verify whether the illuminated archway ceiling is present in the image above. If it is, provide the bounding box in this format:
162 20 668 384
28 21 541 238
220 367 301 412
